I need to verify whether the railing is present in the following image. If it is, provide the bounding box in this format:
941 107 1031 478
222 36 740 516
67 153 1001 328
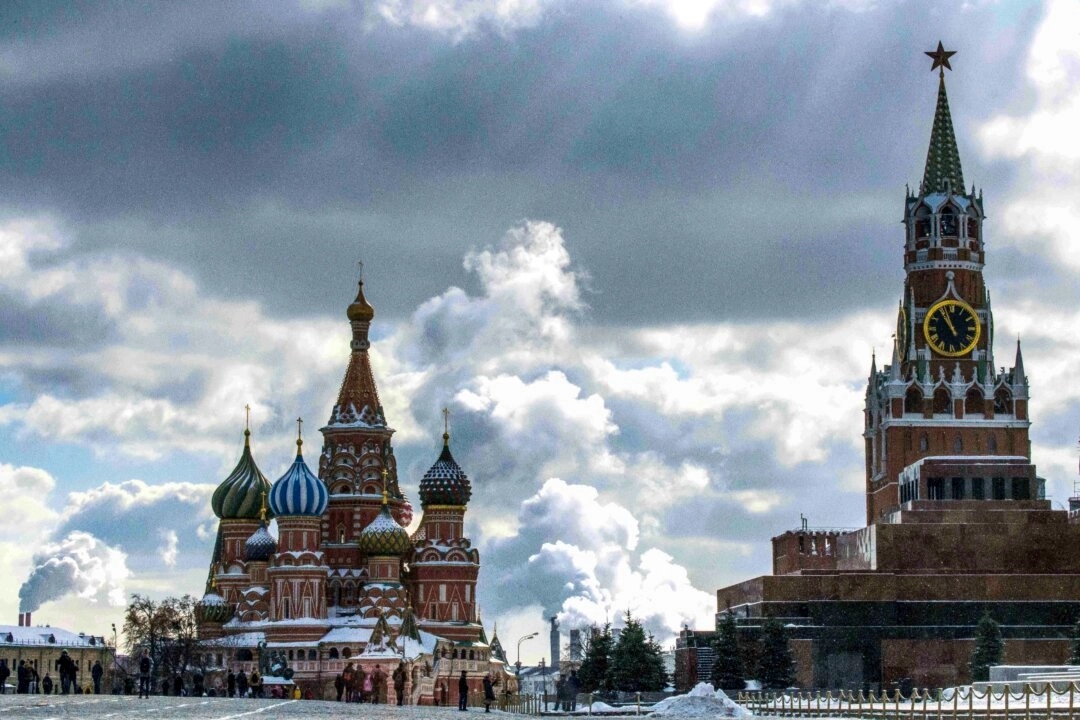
739 683 1080 719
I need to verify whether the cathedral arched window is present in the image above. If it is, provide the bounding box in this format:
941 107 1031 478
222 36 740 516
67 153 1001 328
967 216 979 243
237 649 253 661
953 435 963 453
342 648 352 659
914 207 932 246
328 648 339 659
932 387 951 415
919 434 929 452
988 434 998 453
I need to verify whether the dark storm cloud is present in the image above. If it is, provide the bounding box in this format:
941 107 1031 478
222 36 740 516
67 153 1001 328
0 1 1046 325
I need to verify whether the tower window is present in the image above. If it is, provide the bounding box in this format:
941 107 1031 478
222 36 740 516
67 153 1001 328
992 478 1006 500
928 478 944 500
940 208 958 238
905 387 923 415
919 434 929 452
933 388 950 415
967 217 979 241
1012 478 1030 501
988 435 998 453
953 435 963 453
965 388 983 416
951 477 964 500
971 478 985 499
994 389 1012 414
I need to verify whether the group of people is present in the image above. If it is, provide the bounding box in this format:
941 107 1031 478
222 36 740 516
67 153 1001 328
459 670 499 713
334 661 407 704
553 670 581 711
0 655 104 695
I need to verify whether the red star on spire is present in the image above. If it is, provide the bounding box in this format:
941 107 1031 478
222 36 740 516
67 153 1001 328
925 41 956 73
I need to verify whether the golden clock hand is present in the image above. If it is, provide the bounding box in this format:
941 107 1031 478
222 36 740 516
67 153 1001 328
941 310 958 336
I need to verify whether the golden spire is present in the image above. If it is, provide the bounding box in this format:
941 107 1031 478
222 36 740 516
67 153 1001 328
296 417 304 453
244 404 251 447
442 407 451 446
381 467 390 505
260 490 268 523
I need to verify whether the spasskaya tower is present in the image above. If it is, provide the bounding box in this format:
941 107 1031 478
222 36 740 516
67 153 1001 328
864 43 1033 522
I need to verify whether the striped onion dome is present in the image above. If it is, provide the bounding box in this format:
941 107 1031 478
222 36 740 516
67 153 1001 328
418 433 471 508
211 429 272 520
195 590 233 624
269 437 328 517
359 496 412 556
244 521 276 562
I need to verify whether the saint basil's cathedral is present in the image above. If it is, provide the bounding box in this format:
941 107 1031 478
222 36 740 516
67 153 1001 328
195 281 509 702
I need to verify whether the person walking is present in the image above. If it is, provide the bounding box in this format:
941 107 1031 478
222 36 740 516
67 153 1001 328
482 673 496 713
567 669 580 711
227 669 236 698
372 665 386 704
249 669 261 698
91 661 103 694
137 650 152 699
333 673 344 702
0 660 9 694
458 670 468 711
236 669 249 698
361 667 373 703
392 662 406 706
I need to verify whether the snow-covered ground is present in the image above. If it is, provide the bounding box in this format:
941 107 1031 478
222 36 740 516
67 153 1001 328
649 683 751 718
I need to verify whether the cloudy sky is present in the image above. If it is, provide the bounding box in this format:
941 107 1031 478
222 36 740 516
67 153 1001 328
1 0 1078 661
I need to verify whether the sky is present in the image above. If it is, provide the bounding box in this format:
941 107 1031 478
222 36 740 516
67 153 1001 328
1 0 1078 664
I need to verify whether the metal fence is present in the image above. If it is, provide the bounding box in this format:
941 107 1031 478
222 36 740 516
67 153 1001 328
738 683 1080 719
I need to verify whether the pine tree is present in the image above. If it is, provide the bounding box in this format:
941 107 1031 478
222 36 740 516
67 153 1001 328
969 611 1004 682
711 613 745 691
756 618 795 690
577 624 615 695
1069 618 1080 665
610 611 667 692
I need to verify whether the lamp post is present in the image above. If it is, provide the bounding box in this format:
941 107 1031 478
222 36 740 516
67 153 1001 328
515 632 537 677
111 623 118 694
539 657 547 712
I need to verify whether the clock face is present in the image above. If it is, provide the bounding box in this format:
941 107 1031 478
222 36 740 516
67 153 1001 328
923 299 980 357
896 306 907 356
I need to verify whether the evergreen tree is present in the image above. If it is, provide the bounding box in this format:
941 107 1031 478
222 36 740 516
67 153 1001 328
711 613 745 691
577 624 615 695
610 611 667 692
968 611 1004 682
1069 617 1080 665
756 618 795 690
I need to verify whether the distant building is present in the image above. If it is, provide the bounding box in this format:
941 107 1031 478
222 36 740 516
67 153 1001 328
703 46 1080 691
1 615 114 693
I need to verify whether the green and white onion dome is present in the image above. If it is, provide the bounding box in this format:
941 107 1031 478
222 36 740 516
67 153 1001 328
195 590 233 624
211 429 272 520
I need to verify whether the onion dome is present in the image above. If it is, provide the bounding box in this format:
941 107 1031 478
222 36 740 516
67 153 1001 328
211 427 272 520
269 425 329 517
347 279 375 322
360 491 412 556
418 432 471 508
195 585 234 624
244 521 276 562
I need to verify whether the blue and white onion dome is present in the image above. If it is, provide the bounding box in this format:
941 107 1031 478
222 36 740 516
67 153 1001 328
268 427 328 517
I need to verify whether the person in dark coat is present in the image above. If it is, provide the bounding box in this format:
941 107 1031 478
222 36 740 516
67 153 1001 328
333 673 344 702
173 673 184 697
0 660 9 694
482 673 496 713
567 669 580 711
137 650 152 698
458 670 468 711
91 661 104 694
56 650 76 694
41 673 53 695
236 669 249 698
17 661 29 694
227 670 236 698
392 662 406 706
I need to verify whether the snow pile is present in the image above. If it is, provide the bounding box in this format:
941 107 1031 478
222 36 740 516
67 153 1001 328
587 701 619 712
649 682 752 718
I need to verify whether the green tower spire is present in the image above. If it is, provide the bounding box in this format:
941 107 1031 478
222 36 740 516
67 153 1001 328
921 42 964 194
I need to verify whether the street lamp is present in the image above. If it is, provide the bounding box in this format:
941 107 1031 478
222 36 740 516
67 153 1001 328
515 632 537 677
111 623 119 695
539 657 547 712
